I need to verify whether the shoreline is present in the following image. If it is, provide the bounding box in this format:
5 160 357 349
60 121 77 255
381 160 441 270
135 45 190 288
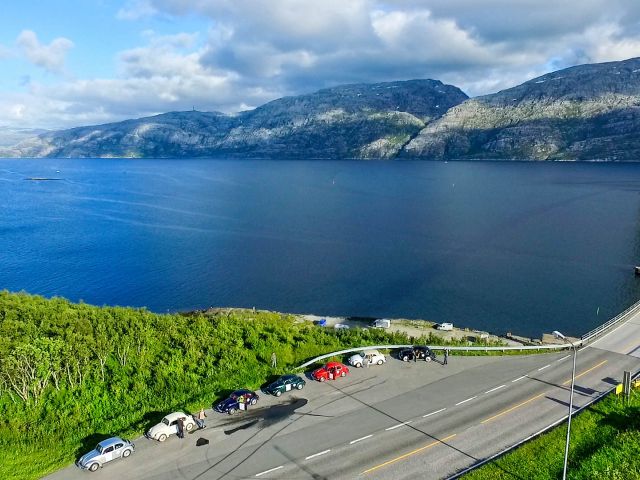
192 307 558 346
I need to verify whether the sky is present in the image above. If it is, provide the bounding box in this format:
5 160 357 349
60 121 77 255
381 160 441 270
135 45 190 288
1 0 640 130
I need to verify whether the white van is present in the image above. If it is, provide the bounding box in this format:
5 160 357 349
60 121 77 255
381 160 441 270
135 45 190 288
437 322 454 331
371 319 391 329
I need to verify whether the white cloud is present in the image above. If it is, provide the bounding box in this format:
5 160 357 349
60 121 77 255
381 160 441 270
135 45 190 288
117 0 158 20
16 30 74 74
4 1 640 129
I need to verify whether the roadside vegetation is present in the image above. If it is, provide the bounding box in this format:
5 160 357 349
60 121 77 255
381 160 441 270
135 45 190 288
463 388 640 480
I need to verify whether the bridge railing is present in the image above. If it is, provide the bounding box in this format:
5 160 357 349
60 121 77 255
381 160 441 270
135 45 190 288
581 298 640 344
296 343 574 369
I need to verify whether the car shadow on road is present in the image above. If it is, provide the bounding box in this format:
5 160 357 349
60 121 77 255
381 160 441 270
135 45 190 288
526 375 600 399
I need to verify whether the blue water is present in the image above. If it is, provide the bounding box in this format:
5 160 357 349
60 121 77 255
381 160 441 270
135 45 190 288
2 158 640 338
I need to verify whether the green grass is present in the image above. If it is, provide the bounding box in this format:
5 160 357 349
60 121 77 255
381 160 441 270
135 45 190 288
462 389 640 480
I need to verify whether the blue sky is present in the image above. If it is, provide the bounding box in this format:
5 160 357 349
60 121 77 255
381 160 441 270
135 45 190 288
2 0 640 129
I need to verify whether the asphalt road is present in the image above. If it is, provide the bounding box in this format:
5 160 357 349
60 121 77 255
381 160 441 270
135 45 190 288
46 313 640 480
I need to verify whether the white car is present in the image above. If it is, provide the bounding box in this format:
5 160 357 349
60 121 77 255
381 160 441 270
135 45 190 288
146 412 197 442
371 319 390 329
348 349 386 368
334 323 350 329
437 322 454 331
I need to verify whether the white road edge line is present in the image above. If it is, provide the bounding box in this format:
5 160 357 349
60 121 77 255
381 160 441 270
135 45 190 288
385 421 412 430
485 384 506 394
455 396 477 406
423 408 446 418
350 434 373 444
512 375 527 383
256 466 284 477
305 450 331 460
538 364 551 371
556 355 571 362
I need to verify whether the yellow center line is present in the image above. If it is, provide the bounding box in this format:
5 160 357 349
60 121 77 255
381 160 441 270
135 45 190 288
562 359 607 385
481 359 607 424
619 338 640 355
480 392 546 424
361 433 457 475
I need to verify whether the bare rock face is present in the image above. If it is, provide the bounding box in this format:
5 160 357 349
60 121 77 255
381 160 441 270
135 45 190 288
403 58 640 160
7 80 467 159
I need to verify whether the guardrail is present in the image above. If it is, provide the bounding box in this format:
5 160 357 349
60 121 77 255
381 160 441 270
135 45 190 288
296 343 575 369
581 298 640 343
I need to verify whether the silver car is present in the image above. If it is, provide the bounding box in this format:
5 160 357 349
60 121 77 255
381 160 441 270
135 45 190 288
77 437 135 472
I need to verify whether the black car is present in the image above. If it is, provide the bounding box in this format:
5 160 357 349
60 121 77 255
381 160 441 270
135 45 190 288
214 389 259 414
264 374 306 396
398 346 436 362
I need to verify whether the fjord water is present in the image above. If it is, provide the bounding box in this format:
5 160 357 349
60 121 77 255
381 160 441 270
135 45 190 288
2 158 640 338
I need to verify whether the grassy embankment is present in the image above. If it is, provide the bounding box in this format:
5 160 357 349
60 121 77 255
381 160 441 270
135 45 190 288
463 388 640 480
0 290 507 480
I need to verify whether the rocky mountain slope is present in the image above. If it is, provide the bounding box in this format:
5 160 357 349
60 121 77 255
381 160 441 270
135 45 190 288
403 57 640 160
3 80 467 159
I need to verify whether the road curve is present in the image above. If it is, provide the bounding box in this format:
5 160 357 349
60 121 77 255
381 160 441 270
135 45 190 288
46 312 640 480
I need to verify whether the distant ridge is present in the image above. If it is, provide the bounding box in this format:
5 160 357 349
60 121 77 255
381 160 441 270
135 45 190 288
2 80 467 159
403 57 640 161
4 58 640 161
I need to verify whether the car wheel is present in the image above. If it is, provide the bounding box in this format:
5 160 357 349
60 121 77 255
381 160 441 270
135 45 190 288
250 398 257 405
340 371 346 377
89 463 99 472
228 407 236 415
425 356 432 362
319 376 326 382
296 383 304 390
122 449 132 458
275 390 282 397
377 359 384 365
402 355 409 362
356 362 362 368
158 434 167 442
186 422 194 431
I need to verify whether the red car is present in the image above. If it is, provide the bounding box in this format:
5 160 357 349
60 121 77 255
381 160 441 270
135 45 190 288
312 361 350 382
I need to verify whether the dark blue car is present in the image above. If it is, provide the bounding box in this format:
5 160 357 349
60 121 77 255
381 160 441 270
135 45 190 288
214 389 259 415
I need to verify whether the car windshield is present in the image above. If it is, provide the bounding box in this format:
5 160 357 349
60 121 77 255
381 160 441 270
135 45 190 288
162 418 169 425
95 444 103 454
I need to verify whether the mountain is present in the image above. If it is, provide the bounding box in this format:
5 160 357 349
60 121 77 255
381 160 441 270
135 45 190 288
0 127 48 148
403 58 640 160
4 80 468 159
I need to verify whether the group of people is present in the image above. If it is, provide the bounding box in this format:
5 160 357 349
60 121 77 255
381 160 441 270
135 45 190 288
175 408 208 439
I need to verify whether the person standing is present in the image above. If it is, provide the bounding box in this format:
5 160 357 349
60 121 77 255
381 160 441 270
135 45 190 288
194 408 206 429
271 352 277 368
177 417 185 439
444 349 449 365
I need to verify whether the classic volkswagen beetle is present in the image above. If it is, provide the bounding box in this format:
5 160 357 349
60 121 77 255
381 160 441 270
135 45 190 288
398 346 436 362
214 389 259 414
145 411 196 442
76 437 134 472
348 349 386 368
264 374 306 396
312 361 349 381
